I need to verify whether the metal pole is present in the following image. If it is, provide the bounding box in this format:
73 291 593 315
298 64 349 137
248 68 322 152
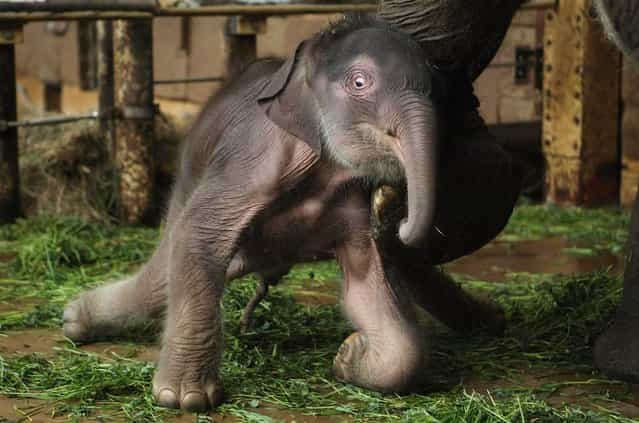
0 41 21 223
114 19 155 225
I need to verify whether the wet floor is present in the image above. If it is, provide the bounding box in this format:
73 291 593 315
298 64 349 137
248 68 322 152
0 236 632 422
445 237 624 282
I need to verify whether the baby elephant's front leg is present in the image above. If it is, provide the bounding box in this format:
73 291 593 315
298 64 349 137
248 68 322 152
333 238 426 392
152 224 225 412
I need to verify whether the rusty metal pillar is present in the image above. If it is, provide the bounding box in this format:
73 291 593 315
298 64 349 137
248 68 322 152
225 16 265 78
114 19 155 225
97 20 115 152
542 0 621 206
0 26 22 223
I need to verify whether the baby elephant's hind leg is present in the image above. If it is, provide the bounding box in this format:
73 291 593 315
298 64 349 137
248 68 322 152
63 237 169 343
333 239 427 393
240 265 291 333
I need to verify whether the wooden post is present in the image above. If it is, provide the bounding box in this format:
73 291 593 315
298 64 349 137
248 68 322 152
620 59 639 207
225 15 265 78
97 20 115 150
114 19 154 225
542 0 621 206
0 27 21 223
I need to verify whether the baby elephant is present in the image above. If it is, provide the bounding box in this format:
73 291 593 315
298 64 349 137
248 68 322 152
63 14 521 412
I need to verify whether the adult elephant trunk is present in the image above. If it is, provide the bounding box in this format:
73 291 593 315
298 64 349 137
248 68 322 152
594 0 639 61
391 92 440 247
378 0 524 80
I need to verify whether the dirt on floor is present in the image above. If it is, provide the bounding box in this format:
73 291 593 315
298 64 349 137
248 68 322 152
0 236 634 422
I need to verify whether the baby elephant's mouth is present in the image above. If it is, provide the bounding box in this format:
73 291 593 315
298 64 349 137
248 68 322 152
371 184 406 241
371 184 445 244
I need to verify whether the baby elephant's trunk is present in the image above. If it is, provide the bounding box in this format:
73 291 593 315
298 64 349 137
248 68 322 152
394 93 440 248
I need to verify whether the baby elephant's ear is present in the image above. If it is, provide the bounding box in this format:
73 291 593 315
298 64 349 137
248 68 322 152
257 42 321 155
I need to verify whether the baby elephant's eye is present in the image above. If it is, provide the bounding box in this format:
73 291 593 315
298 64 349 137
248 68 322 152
346 71 373 93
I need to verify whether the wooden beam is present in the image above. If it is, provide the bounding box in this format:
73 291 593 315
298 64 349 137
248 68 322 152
542 0 621 206
0 11 153 21
114 19 155 225
0 1 559 22
0 1 156 12
0 38 21 223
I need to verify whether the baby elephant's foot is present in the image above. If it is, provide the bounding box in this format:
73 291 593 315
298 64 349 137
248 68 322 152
63 296 94 344
63 277 153 344
333 332 423 393
153 344 224 412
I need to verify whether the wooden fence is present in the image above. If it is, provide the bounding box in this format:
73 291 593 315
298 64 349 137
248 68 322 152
3 0 622 226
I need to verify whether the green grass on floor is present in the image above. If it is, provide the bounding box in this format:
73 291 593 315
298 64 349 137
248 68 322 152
501 203 630 255
0 205 634 422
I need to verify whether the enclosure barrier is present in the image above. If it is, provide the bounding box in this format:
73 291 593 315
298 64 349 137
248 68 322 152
0 0 556 20
542 0 621 206
0 0 558 224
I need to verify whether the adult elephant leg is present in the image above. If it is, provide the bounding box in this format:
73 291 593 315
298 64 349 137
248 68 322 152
594 191 639 382
333 237 426 393
373 126 523 265
392 256 505 335
371 130 520 335
594 0 639 62
592 0 639 383
378 0 523 81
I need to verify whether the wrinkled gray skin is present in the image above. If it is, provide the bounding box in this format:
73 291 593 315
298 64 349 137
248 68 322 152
63 16 521 412
379 0 524 81
592 0 639 383
594 0 639 62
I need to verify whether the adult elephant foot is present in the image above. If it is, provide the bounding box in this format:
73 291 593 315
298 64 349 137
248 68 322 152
594 319 639 383
595 191 639 383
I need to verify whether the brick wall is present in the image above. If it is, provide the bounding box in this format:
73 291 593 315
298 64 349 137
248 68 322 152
474 9 544 124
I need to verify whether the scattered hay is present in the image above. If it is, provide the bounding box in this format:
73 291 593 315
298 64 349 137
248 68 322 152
18 115 185 224
0 208 634 421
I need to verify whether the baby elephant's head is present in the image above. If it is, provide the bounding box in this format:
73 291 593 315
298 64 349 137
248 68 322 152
258 14 445 248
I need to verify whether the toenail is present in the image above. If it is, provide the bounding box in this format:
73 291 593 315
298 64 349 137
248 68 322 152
157 389 179 409
333 362 346 381
182 391 209 413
